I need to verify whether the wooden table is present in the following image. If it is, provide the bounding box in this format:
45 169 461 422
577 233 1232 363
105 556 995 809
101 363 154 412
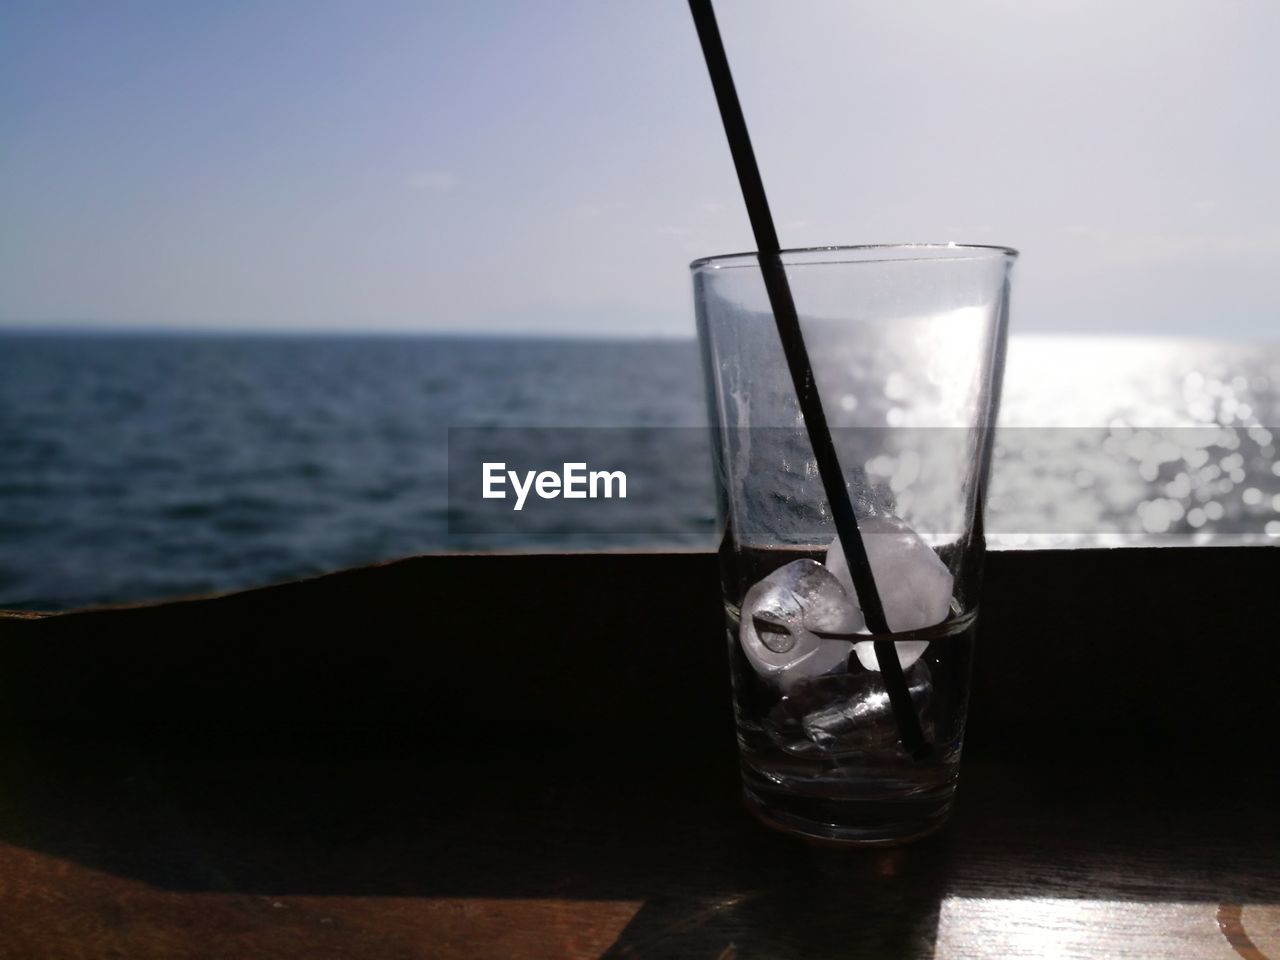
2 549 1277 958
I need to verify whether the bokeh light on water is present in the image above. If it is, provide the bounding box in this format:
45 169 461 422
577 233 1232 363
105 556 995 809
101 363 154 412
987 337 1280 546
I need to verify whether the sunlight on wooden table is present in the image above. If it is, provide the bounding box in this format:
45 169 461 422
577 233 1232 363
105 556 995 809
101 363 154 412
934 897 1280 960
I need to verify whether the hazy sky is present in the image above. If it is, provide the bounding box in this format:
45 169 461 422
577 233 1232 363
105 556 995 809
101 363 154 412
3 0 1278 338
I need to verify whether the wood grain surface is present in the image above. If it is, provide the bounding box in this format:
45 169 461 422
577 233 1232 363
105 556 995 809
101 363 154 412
0 738 1275 959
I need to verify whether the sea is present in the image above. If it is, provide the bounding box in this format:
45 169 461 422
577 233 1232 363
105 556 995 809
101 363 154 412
2 331 1278 611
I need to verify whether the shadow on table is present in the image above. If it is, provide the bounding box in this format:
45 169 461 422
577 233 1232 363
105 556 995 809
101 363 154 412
0 731 1275 958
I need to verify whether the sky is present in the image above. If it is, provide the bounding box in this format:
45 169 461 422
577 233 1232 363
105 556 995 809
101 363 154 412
2 0 1279 339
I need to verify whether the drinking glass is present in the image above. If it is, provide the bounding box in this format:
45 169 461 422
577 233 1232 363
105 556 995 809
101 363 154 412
693 244 1016 844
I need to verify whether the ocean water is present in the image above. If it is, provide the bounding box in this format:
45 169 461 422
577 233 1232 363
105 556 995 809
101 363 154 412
2 332 1278 611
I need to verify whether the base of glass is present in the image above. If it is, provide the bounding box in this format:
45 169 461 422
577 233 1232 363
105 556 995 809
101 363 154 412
741 781 956 847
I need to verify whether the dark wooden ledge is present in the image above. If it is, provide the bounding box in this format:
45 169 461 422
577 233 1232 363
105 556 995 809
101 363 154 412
0 547 1277 958
2 547 1275 744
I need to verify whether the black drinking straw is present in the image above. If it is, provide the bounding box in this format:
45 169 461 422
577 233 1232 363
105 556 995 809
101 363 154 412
688 0 930 759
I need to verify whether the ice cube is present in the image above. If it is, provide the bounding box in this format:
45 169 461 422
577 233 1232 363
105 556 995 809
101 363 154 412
765 661 934 755
825 514 953 672
739 559 862 692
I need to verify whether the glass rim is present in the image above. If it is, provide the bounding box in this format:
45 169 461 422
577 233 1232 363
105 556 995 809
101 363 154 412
689 243 1019 271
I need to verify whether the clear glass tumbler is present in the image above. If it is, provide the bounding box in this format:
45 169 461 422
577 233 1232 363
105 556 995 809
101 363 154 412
693 244 1016 844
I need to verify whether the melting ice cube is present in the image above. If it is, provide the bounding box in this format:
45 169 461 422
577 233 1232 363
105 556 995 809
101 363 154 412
739 559 863 692
766 660 934 755
825 514 953 672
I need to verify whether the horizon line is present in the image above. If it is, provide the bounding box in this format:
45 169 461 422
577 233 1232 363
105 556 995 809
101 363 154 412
1 324 1278 348
0 323 699 342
